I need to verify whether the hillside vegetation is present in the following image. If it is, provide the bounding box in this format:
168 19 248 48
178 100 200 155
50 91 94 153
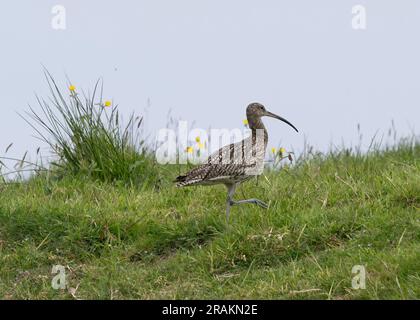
0 141 419 299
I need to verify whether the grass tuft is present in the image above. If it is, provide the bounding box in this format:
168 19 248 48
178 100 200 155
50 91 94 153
21 70 160 187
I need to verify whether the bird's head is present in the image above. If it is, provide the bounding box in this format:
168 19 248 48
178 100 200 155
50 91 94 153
246 102 299 133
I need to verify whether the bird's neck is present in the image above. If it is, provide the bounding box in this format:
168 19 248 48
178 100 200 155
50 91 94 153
248 115 266 130
248 116 268 147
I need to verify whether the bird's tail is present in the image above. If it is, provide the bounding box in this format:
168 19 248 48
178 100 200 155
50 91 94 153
174 174 201 187
174 175 188 187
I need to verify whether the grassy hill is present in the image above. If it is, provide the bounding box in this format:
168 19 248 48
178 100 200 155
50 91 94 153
0 142 419 299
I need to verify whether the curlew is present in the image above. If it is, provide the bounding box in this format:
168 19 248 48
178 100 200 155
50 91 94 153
175 102 298 221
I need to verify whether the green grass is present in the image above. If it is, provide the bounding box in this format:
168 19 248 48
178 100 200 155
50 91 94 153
0 141 419 299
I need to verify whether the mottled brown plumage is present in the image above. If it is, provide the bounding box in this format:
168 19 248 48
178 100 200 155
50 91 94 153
175 102 298 221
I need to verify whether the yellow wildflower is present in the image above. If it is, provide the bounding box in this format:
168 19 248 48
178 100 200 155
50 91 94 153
197 142 204 149
104 100 112 107
186 146 193 154
195 136 201 143
243 119 249 126
280 147 286 155
271 147 276 154
69 85 76 91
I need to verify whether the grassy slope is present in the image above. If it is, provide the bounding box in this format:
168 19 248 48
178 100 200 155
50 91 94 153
0 144 419 299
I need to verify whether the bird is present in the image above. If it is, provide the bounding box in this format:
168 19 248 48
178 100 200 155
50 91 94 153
175 102 298 221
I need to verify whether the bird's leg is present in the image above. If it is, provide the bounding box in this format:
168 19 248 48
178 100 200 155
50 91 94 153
225 184 268 222
225 183 237 222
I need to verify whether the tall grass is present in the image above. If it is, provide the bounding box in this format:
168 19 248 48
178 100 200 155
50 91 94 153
22 71 161 187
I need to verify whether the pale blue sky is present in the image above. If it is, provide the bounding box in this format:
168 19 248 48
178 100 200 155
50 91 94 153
1 1 419 166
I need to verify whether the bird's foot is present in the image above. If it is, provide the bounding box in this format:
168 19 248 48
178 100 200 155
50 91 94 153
251 198 269 209
230 198 269 209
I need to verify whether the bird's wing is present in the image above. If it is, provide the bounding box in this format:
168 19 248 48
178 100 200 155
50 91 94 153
175 139 265 187
174 162 251 186
207 138 265 166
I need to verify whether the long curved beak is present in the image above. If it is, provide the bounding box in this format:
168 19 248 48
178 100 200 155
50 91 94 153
265 111 299 133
